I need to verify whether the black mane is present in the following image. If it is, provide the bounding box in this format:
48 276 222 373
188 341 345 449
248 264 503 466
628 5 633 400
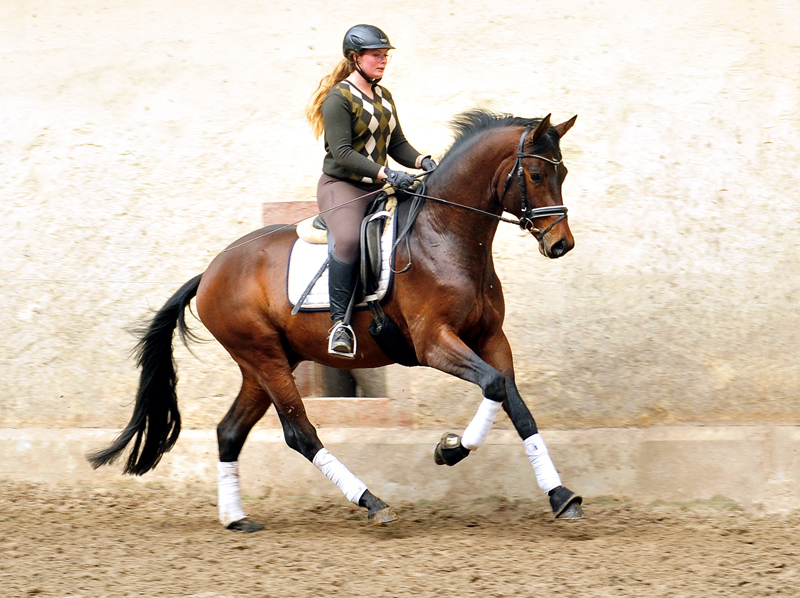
436 109 560 170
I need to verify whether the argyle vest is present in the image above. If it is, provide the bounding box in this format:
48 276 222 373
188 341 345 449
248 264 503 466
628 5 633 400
329 81 398 183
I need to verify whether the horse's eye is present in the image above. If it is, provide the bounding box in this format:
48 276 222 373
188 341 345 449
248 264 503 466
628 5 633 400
529 172 543 183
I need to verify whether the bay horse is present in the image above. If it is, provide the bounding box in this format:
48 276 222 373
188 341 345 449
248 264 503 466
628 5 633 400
88 110 583 531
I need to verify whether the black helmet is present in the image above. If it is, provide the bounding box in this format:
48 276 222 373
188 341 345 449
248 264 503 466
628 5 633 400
342 24 394 57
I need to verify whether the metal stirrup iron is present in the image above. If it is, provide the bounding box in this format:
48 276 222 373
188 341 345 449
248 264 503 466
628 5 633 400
328 321 357 359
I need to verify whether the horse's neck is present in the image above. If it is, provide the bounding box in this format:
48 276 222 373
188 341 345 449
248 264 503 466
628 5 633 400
414 180 503 272
420 137 509 259
419 195 500 251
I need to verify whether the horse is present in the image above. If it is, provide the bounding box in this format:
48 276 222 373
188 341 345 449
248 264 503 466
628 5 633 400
88 109 583 531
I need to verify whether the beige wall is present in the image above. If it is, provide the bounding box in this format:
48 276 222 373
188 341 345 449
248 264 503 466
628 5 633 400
2 0 799 430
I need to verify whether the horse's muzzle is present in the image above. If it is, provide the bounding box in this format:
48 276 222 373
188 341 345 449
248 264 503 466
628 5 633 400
540 234 574 259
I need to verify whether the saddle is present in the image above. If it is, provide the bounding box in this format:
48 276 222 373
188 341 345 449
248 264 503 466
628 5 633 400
291 191 394 314
290 186 425 367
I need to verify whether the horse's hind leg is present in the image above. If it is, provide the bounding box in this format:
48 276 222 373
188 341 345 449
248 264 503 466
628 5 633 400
216 371 272 532
255 359 397 524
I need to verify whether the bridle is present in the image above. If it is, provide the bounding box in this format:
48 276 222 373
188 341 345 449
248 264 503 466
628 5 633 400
499 125 568 239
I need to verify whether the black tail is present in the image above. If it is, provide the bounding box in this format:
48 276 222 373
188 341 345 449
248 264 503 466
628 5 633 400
87 274 203 475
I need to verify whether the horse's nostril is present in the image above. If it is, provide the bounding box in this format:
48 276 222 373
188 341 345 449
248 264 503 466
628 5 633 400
551 239 566 257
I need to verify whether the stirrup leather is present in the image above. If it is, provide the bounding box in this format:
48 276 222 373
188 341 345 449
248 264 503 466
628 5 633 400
328 321 357 359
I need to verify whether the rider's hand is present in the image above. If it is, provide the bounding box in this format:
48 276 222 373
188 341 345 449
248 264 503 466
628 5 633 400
383 167 415 190
421 156 437 172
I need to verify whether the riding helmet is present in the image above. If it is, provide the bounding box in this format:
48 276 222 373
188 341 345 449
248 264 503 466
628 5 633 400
342 24 395 57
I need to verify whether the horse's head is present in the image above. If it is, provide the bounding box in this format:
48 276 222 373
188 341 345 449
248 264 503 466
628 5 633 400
497 115 577 259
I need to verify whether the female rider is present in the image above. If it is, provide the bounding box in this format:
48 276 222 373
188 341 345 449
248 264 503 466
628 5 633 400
306 24 436 357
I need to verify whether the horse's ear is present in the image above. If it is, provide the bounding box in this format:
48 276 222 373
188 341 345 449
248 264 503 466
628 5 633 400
529 114 551 143
553 115 578 138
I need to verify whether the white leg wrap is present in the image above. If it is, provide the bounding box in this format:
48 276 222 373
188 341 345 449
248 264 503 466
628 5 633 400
523 434 562 494
313 448 368 504
461 397 503 450
217 461 246 526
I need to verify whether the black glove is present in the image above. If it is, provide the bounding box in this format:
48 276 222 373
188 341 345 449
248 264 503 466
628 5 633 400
383 167 415 190
420 156 437 172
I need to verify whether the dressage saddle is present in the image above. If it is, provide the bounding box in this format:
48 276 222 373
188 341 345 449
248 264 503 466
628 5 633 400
293 190 420 367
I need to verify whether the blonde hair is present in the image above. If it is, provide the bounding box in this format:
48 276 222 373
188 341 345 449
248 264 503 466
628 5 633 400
306 56 356 139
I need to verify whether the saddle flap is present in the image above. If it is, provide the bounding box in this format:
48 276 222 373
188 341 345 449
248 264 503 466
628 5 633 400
360 211 392 298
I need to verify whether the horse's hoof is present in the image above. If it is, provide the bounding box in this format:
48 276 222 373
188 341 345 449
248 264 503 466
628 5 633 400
549 486 584 520
557 501 584 519
226 517 265 533
368 506 398 525
434 433 471 466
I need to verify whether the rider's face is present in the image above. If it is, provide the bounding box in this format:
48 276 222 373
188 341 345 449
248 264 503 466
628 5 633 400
356 49 390 80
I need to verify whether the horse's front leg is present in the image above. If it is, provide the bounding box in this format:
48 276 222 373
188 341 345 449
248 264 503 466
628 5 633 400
502 373 584 518
485 333 583 518
418 328 509 465
423 329 583 519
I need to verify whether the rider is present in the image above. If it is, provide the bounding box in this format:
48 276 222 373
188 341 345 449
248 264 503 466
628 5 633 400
306 24 436 358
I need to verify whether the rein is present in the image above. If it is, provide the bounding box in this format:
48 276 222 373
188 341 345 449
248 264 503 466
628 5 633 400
222 188 384 253
224 127 567 254
404 185 568 234
407 125 569 243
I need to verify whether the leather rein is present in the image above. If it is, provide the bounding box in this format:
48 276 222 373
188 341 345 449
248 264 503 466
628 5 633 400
223 127 568 255
405 125 568 248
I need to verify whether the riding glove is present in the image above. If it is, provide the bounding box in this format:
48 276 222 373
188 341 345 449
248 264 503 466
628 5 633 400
421 156 437 172
383 167 415 190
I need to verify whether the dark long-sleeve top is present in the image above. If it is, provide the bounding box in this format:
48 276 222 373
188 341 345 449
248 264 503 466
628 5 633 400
321 80 421 184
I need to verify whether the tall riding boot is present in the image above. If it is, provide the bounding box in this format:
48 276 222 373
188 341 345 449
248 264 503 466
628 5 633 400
327 252 359 358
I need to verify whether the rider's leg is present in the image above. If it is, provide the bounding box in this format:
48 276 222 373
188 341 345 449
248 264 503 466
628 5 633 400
316 174 378 262
316 174 380 356
327 252 359 355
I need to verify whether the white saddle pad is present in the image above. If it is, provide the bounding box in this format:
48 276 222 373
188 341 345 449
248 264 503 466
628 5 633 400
287 214 395 311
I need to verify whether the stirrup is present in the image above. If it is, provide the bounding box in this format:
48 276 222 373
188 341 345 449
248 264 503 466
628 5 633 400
328 321 357 359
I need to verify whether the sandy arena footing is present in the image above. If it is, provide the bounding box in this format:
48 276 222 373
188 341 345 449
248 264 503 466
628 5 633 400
2 423 798 513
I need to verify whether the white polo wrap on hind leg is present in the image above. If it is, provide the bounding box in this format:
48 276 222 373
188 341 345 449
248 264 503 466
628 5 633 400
313 448 367 504
524 433 562 494
461 397 503 450
218 461 246 526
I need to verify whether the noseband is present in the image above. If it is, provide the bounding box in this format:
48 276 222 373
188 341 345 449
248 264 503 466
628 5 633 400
500 126 568 241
